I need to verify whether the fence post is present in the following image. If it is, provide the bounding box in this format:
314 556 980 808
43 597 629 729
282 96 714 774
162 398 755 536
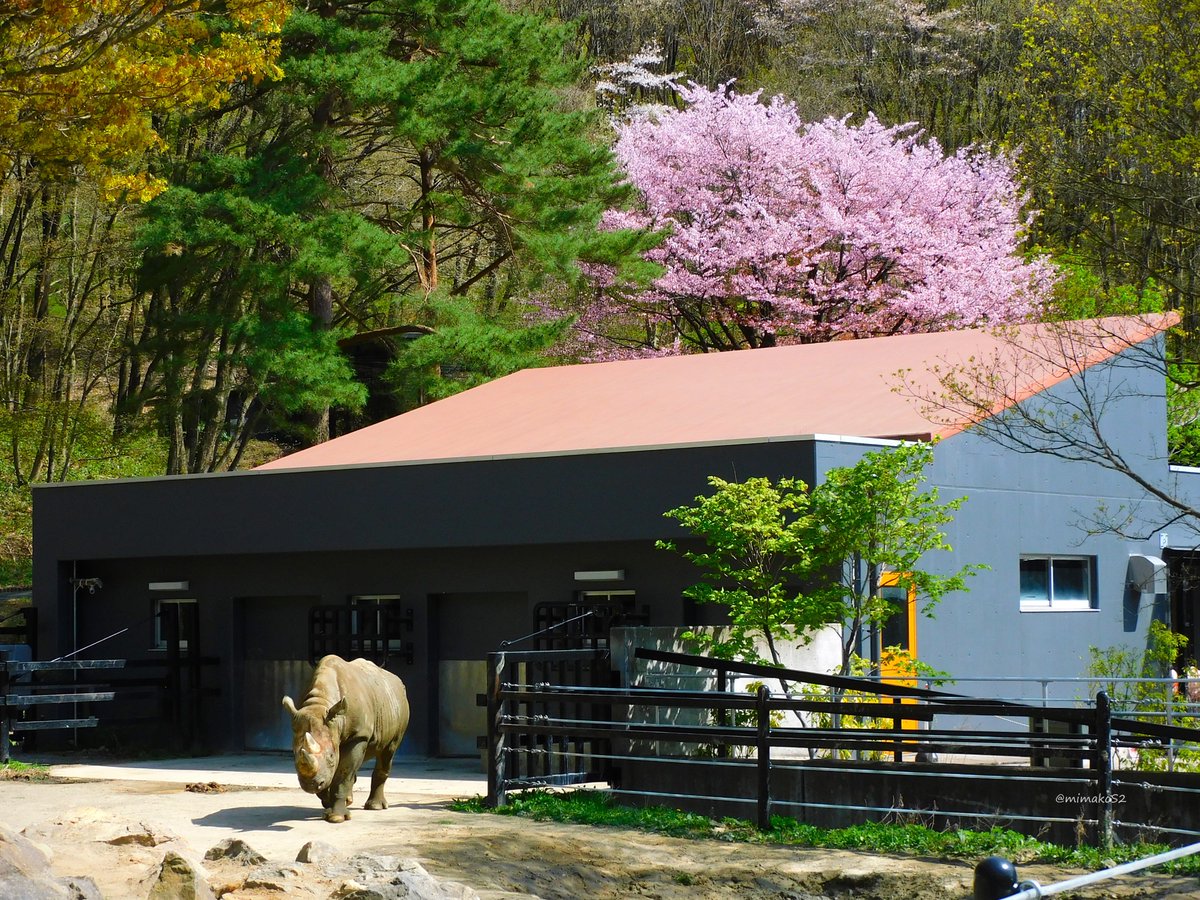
717 663 729 759
1095 690 1113 850
1166 695 1175 773
486 651 507 808
1 651 10 764
756 684 771 830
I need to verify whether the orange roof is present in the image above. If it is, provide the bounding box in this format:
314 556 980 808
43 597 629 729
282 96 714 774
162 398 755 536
258 314 1177 471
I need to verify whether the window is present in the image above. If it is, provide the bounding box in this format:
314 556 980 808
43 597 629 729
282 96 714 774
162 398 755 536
349 595 407 653
154 598 197 649
1020 556 1095 611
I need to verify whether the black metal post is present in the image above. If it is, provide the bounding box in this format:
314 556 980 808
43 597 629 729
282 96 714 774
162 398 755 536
1095 690 1113 850
756 683 771 829
486 651 507 808
185 602 202 754
717 663 729 759
164 606 182 749
1 651 10 764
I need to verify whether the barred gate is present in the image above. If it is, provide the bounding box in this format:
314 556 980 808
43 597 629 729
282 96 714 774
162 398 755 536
485 648 616 805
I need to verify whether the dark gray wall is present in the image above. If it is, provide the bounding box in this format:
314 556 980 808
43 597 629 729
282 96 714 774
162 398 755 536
33 441 820 661
32 441 822 754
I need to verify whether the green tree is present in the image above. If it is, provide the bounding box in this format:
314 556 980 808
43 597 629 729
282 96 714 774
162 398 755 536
384 292 572 410
1015 0 1200 329
659 442 979 677
658 475 835 668
810 442 982 675
756 0 1027 151
126 0 655 469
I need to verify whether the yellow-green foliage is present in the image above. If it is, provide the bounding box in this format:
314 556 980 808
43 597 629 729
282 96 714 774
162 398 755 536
1086 621 1200 772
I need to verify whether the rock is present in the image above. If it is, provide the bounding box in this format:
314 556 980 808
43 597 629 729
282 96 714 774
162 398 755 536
0 873 71 899
242 863 307 891
343 856 481 900
0 823 102 899
203 838 265 865
330 881 388 900
23 808 181 849
296 840 342 866
59 876 103 899
0 822 54 877
146 850 214 900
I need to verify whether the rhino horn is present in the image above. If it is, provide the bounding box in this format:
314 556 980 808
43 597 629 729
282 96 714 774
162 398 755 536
304 731 320 754
297 749 317 777
282 696 299 718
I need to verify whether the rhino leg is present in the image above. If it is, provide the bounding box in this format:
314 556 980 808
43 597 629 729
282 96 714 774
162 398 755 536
325 739 367 823
365 746 396 810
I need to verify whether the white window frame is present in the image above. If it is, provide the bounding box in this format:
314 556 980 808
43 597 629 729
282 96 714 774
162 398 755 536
153 598 197 649
578 589 636 604
1019 555 1096 612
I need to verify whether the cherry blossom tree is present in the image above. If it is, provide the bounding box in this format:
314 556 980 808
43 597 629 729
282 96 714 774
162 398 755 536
579 84 1056 356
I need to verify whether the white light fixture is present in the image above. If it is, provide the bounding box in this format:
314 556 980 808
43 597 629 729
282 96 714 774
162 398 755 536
573 570 624 582
148 581 189 591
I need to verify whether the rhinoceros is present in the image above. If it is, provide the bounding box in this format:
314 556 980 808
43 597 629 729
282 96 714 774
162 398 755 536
281 654 410 823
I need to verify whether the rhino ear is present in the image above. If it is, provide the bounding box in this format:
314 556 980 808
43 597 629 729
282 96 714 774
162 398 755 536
325 697 347 723
282 696 299 719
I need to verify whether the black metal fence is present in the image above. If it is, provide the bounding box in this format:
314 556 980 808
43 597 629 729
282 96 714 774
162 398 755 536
485 648 1200 847
2 602 217 756
0 655 122 762
486 647 618 806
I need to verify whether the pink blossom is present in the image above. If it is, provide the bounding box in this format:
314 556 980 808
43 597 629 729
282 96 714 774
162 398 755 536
584 84 1056 353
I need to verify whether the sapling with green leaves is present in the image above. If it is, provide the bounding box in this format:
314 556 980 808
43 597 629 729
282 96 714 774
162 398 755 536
811 442 983 676
660 442 981 683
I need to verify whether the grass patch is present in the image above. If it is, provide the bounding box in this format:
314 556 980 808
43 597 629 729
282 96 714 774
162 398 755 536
0 760 52 782
450 789 1200 876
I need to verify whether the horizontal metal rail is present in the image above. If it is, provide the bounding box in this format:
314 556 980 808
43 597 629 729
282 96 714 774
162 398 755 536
13 717 98 731
3 659 124 673
510 746 1104 784
498 683 1098 725
4 692 116 706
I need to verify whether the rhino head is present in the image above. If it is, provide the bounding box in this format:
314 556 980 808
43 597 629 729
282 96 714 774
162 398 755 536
282 695 346 795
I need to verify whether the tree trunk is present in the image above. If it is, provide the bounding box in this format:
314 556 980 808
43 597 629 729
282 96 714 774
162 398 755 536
303 85 338 446
418 149 438 292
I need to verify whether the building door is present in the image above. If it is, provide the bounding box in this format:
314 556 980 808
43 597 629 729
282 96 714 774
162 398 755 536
239 596 319 751
1169 552 1200 670
431 592 527 756
878 573 919 730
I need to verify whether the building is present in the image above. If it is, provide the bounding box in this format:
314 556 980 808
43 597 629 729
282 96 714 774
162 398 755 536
31 314 1196 755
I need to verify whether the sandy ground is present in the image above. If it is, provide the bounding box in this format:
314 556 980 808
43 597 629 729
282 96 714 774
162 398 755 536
4 753 1200 899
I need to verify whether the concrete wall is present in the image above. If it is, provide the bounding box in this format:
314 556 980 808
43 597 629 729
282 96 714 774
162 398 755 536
614 757 1199 846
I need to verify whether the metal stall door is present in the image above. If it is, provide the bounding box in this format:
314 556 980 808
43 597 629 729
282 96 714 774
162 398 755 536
432 592 527 757
239 596 319 750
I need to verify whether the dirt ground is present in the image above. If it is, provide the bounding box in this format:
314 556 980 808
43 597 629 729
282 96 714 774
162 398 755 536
3 758 1200 899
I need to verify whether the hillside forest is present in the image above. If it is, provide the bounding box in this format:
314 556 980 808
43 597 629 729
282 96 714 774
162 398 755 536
1 0 1198 586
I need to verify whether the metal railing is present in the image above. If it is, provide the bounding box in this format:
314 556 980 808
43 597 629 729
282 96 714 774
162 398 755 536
974 841 1200 899
486 648 1200 848
0 654 123 763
